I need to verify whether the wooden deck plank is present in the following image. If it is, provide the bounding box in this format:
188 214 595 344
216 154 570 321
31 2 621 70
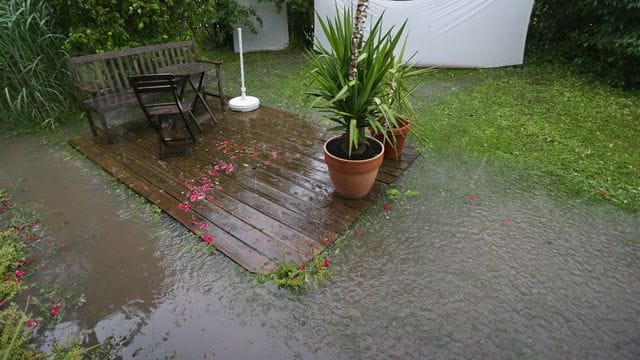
70 104 419 273
91 138 322 263
107 133 339 247
121 120 377 212
117 122 359 233
69 138 276 273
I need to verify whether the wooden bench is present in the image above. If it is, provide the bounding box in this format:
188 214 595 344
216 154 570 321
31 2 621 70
66 40 224 144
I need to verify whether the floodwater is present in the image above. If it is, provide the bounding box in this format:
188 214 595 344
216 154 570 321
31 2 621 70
0 134 639 359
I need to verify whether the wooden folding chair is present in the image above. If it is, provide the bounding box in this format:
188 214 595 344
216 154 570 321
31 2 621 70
129 74 198 159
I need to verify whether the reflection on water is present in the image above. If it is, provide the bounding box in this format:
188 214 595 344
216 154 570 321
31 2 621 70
1 135 639 359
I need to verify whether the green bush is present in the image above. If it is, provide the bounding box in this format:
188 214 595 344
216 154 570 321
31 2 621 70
49 0 259 53
0 0 78 131
0 305 46 360
0 230 26 302
529 1 640 88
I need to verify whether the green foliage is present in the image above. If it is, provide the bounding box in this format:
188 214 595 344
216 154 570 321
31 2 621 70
311 256 332 285
0 0 78 131
202 0 261 49
306 9 407 154
529 0 640 88
261 252 335 291
49 0 259 53
386 187 419 201
263 260 308 291
0 305 46 360
0 231 26 302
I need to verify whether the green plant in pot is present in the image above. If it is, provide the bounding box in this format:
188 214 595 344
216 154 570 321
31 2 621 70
307 3 406 199
373 46 430 159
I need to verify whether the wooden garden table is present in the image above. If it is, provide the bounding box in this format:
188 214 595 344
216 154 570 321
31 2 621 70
158 62 218 128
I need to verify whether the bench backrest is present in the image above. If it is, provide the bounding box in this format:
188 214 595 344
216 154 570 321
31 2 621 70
66 40 197 97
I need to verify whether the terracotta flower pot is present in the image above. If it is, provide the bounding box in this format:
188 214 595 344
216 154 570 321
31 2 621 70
371 118 412 159
323 136 384 199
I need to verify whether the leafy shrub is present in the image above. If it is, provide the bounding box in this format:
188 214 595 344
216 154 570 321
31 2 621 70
48 0 259 53
0 305 46 360
264 260 308 291
0 0 78 131
0 230 26 302
528 1 640 88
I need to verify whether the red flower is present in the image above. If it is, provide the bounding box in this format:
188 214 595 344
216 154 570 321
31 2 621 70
354 228 362 236
271 150 278 158
263 160 271 166
322 258 331 269
467 195 477 201
58 243 65 249
221 164 236 173
502 218 510 225
201 234 214 244
297 264 305 271
14 270 24 277
199 223 207 230
177 203 191 211
383 202 391 212
25 319 37 328
50 303 61 317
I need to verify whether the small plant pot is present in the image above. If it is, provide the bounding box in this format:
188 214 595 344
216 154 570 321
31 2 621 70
371 118 412 159
323 136 384 199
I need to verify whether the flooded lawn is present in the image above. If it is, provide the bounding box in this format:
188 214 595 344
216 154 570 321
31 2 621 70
1 135 639 359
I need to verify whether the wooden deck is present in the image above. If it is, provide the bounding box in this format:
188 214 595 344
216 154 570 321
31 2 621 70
69 103 419 274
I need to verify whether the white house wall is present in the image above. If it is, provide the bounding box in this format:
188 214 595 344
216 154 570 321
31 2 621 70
314 0 535 68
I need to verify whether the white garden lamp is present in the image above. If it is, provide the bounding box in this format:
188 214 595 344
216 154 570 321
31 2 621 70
228 28 260 112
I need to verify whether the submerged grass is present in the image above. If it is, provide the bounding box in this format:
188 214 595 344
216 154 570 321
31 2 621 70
203 50 639 211
0 189 101 358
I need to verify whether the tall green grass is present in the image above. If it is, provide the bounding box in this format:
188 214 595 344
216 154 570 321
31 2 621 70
0 0 76 132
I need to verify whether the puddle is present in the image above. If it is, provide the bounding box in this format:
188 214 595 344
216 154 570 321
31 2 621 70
0 134 639 359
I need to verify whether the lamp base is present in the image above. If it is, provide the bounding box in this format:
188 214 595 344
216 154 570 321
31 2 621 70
228 96 260 112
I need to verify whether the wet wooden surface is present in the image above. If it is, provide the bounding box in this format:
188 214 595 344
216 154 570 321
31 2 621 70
69 103 419 274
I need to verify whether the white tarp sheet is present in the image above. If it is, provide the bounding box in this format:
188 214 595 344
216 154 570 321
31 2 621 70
233 0 289 52
315 0 535 68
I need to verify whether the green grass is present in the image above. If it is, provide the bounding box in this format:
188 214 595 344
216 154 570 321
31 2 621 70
202 49 312 112
411 62 640 210
202 50 639 211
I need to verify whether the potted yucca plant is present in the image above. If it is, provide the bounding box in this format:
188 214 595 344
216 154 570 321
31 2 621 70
307 3 406 199
372 52 429 159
